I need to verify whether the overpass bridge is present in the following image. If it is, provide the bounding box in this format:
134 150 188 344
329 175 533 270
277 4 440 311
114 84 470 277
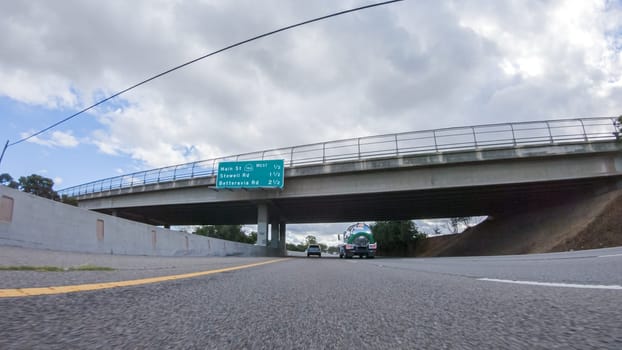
59 117 622 247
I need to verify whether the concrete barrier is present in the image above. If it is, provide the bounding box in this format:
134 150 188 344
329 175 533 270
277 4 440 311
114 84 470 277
0 186 281 257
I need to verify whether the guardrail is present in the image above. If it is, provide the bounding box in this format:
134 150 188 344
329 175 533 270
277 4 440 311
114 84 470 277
58 117 620 197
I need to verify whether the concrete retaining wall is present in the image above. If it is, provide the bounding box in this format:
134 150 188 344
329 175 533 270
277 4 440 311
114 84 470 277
0 186 280 257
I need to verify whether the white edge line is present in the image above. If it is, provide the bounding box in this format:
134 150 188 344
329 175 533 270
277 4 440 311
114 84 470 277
598 253 622 258
478 278 622 290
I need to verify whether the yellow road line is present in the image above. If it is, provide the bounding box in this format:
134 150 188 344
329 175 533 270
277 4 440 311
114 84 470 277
0 258 288 298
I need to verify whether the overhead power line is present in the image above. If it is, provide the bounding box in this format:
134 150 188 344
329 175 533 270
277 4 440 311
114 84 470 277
6 0 404 150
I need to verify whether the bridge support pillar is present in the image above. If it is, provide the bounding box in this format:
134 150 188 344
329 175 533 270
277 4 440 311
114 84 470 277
256 204 268 246
270 221 280 249
279 222 286 253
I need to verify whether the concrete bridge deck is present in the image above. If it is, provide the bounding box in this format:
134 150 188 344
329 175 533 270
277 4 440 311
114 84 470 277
73 141 622 224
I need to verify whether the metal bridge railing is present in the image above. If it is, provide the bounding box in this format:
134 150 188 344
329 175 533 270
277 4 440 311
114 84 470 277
58 117 619 197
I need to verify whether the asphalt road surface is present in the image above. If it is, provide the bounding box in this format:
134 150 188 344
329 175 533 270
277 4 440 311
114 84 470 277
1 247 621 349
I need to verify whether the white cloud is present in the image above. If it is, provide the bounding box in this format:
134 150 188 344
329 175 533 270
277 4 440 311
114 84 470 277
23 130 79 148
285 223 352 246
453 0 622 115
416 217 487 236
0 70 78 109
2 1 620 169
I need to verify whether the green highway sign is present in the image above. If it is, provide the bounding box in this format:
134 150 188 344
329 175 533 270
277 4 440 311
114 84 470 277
216 160 284 189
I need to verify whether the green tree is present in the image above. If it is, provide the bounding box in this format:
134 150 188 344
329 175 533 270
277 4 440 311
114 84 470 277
447 218 461 234
194 225 216 237
60 194 79 206
0 173 19 189
446 217 474 234
431 225 442 236
371 220 426 254
285 241 313 252
2 172 78 205
247 231 257 244
17 174 59 200
327 246 339 254
305 235 317 245
194 225 256 244
286 243 306 252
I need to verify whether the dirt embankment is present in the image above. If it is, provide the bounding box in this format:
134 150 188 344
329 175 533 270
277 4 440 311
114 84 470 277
415 189 622 257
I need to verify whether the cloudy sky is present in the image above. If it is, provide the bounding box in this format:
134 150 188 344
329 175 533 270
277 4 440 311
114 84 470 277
1 0 621 244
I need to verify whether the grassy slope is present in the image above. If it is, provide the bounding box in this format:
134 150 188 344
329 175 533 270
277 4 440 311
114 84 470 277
415 189 622 257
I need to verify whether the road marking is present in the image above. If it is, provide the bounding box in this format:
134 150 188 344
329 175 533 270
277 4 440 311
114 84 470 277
478 278 622 290
0 258 288 298
598 253 622 258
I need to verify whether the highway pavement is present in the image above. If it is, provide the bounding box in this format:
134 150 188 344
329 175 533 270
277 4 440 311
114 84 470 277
0 246 621 349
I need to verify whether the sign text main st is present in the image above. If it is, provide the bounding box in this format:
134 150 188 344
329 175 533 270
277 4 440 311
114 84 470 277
216 160 284 189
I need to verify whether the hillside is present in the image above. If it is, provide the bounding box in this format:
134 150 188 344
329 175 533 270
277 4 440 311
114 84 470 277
415 188 622 257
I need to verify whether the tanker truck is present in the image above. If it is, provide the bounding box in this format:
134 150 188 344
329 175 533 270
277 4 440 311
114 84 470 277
338 223 377 259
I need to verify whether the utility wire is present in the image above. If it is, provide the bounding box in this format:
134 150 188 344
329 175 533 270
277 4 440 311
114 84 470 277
7 0 404 148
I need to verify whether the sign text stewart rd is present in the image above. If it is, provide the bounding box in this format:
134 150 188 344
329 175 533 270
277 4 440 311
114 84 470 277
216 160 284 189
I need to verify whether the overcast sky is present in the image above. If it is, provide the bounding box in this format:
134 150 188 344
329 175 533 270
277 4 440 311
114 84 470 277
1 0 621 244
